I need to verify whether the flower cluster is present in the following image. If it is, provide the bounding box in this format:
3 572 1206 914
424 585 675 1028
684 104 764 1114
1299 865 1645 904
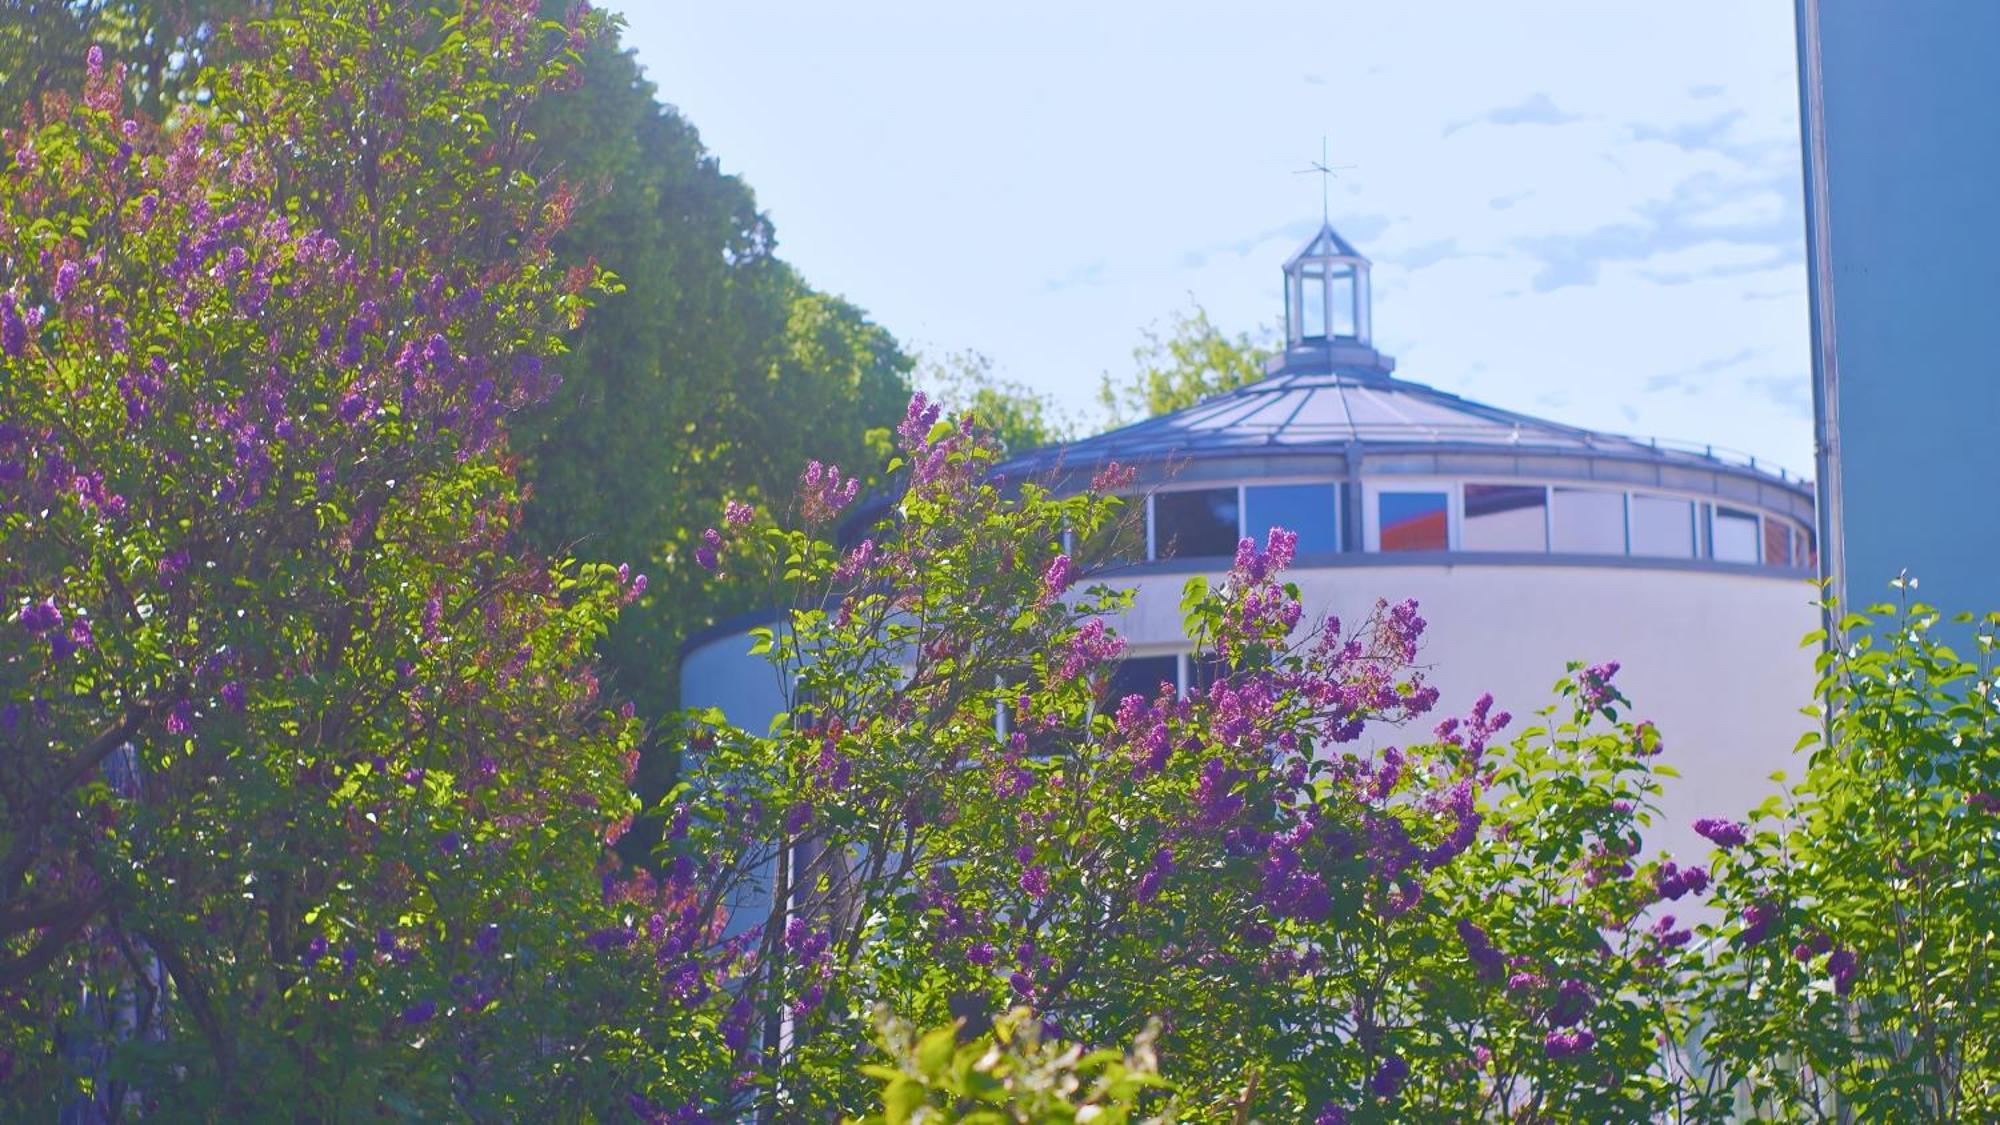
1574 660 1621 712
797 460 860 523
1693 817 1748 850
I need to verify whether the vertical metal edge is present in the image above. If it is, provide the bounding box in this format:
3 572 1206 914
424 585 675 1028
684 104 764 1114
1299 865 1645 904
1795 0 1847 620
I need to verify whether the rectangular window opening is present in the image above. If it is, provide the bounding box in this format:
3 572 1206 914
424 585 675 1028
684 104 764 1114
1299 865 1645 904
1551 488 1626 555
1245 482 1340 555
1378 491 1449 552
1152 488 1241 560
1462 483 1548 552
1713 506 1760 564
1629 494 1696 559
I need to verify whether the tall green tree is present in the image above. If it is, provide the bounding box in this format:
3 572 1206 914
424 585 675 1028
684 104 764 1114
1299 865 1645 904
918 349 1076 454
0 5 729 1115
0 0 256 121
513 26 911 812
1098 302 1272 427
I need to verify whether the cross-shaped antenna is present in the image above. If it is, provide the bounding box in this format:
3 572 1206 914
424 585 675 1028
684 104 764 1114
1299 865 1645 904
1294 136 1355 223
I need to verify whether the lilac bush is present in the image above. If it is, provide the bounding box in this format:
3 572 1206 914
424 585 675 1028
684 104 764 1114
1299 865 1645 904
663 395 1722 1120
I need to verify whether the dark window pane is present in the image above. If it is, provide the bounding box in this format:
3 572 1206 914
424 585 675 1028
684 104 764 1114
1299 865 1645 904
1713 506 1759 563
1763 517 1793 566
1187 652 1231 695
1104 655 1177 707
1462 484 1547 552
1078 498 1147 567
1153 488 1240 560
1629 494 1695 558
1244 483 1339 555
1378 491 1448 552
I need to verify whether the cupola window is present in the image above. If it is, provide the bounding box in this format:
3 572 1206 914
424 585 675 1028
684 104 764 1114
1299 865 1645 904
1284 223 1372 346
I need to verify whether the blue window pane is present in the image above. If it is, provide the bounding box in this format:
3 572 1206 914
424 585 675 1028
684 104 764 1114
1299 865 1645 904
1244 483 1339 555
1153 488 1240 559
1379 491 1448 552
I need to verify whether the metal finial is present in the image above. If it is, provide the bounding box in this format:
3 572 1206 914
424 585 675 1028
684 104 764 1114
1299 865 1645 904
1294 136 1354 223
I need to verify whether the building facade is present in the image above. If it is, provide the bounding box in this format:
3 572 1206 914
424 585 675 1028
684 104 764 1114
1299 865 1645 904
1796 0 2000 621
683 221 1822 868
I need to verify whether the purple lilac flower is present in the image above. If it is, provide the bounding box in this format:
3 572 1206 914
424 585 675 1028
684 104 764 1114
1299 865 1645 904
53 261 79 303
897 392 942 452
17 599 62 635
585 926 636 952
1693 818 1748 850
1549 979 1595 1026
1457 919 1505 980
1827 948 1858 995
1370 1054 1409 1098
1575 660 1621 711
1019 866 1051 899
1040 553 1073 601
966 942 995 966
833 539 876 582
724 499 755 528
1736 901 1777 948
221 681 247 710
401 1000 436 1024
1 295 26 357
1544 1027 1596 1059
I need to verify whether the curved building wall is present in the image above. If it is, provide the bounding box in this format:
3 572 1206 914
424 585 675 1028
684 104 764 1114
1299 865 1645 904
1102 560 1819 872
682 559 1819 876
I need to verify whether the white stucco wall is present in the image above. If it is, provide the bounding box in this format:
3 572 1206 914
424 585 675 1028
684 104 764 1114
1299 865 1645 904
1108 562 1821 871
682 561 1820 879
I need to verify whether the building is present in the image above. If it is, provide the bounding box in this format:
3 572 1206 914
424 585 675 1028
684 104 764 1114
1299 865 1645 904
682 219 1822 868
1796 0 2000 621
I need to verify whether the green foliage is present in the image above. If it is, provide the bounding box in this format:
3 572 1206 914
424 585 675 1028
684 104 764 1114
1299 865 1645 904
0 0 253 122
509 12 912 828
1097 303 1272 427
919 350 1077 454
670 413 1713 1120
1693 586 2000 1120
0 3 707 1116
853 1007 1175 1124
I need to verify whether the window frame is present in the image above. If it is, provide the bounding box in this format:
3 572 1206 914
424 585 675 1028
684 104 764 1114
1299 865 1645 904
1365 478 1459 553
1146 479 1344 561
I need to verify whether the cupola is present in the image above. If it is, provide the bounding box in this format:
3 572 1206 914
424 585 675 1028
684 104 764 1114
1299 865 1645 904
1284 221 1372 347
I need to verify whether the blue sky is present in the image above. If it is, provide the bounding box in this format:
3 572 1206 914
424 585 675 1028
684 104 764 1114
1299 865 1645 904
612 1 1812 475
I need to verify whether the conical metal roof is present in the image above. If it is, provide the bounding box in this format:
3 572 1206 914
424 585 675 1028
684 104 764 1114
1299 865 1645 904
1285 221 1367 265
996 367 1804 486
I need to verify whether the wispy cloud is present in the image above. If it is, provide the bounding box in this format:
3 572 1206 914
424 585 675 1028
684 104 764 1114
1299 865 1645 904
1445 92 1581 136
1395 238 1465 270
1645 347 1759 394
1042 260 1108 293
1743 373 1812 418
1514 170 1802 291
